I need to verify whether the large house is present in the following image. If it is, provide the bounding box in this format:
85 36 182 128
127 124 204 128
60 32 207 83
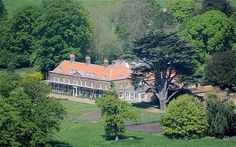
47 54 152 102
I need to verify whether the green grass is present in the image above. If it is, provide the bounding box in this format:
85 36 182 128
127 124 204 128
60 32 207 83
53 100 236 147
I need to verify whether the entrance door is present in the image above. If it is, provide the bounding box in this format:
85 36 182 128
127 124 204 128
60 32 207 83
73 87 77 96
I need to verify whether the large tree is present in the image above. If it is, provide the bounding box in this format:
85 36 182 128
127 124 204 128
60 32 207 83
0 72 65 146
204 51 236 91
180 10 235 57
0 5 40 68
31 0 94 72
129 31 197 110
0 0 94 72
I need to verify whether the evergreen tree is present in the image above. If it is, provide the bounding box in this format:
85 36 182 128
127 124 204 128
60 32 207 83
206 94 234 138
204 51 236 91
202 0 235 16
129 31 197 110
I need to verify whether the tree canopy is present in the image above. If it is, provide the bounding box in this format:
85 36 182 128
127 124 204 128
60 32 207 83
32 0 94 72
180 10 235 57
0 0 94 72
204 51 236 90
129 31 197 110
96 92 137 140
202 0 235 16
205 94 234 138
0 72 65 146
161 94 208 139
0 0 7 21
169 0 195 23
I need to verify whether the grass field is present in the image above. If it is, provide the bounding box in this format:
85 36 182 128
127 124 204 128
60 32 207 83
52 100 236 147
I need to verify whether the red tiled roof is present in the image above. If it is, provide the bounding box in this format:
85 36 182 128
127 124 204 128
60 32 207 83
51 60 131 81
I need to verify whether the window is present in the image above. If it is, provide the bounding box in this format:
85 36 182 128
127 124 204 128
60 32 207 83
119 83 122 89
78 80 81 86
53 77 56 82
119 75 124 79
125 92 129 97
125 82 129 88
118 92 124 98
102 74 107 80
91 72 96 78
141 94 145 99
99 83 102 89
65 78 68 83
105 84 108 90
130 93 134 100
85 81 87 87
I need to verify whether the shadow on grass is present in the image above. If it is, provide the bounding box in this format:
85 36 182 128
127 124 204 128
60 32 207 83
101 135 144 141
49 140 72 147
132 102 159 109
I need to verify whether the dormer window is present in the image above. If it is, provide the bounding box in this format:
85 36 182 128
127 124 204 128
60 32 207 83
91 72 96 78
102 74 107 80
119 75 124 79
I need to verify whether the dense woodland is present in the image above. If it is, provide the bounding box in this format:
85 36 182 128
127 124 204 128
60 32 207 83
0 0 236 146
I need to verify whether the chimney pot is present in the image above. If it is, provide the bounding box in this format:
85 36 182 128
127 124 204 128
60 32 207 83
70 54 75 62
104 59 109 67
85 55 91 64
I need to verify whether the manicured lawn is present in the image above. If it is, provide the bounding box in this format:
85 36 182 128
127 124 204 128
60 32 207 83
53 100 236 147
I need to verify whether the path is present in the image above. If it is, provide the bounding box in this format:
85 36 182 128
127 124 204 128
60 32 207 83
49 93 95 105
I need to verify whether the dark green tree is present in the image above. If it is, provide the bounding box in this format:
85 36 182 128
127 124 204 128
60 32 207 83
31 0 94 72
0 5 40 68
0 72 65 146
96 92 137 140
204 51 236 91
202 0 235 16
0 0 7 21
206 94 234 138
129 31 197 110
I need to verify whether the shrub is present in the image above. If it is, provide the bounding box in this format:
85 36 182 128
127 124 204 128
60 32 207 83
161 94 208 139
206 94 234 138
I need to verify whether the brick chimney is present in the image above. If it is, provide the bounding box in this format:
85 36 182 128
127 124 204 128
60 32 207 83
70 54 75 62
103 59 109 67
85 55 91 65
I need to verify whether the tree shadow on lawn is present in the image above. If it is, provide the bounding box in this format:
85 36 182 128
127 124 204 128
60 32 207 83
49 140 73 147
101 134 144 141
132 102 159 109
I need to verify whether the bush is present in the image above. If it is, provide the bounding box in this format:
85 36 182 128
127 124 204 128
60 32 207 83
206 94 234 138
161 94 208 139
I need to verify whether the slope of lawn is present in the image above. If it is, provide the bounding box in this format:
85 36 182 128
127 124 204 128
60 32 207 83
52 99 236 147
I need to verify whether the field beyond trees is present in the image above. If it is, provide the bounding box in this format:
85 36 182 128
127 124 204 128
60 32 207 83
53 100 236 147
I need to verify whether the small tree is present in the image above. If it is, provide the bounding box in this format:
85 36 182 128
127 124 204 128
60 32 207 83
161 94 208 139
204 51 236 92
206 94 234 138
96 92 137 140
